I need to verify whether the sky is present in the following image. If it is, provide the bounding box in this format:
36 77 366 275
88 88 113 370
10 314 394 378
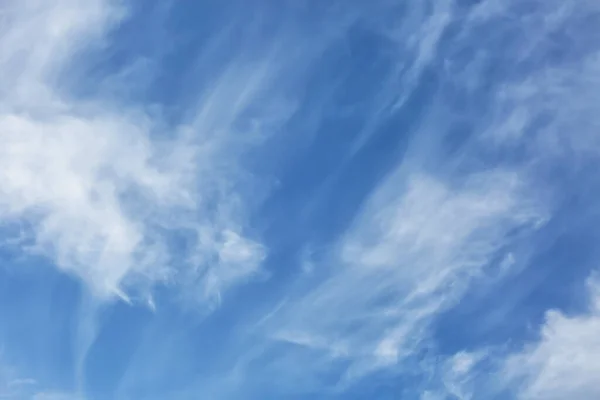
0 0 599 399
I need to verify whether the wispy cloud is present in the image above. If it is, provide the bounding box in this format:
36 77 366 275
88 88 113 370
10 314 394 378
255 168 543 386
0 0 288 306
419 350 487 400
205 0 600 397
0 2 299 392
0 354 79 400
3 0 600 399
437 274 600 399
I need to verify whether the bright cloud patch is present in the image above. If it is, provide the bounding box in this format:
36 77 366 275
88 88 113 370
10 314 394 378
503 277 600 400
0 0 268 304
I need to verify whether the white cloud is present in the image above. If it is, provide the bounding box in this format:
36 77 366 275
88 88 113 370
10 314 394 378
0 112 179 298
0 360 30 399
4 0 599 398
433 351 487 400
0 0 280 304
31 392 83 400
487 52 600 155
195 0 600 397
0 2 294 392
459 0 600 156
258 167 544 384
207 1 600 396
0 354 79 400
503 276 600 400
348 0 454 154
0 0 123 109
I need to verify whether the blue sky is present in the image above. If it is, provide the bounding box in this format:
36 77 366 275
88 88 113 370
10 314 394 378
1 0 600 399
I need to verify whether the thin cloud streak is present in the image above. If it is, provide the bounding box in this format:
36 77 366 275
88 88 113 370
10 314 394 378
256 168 544 387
